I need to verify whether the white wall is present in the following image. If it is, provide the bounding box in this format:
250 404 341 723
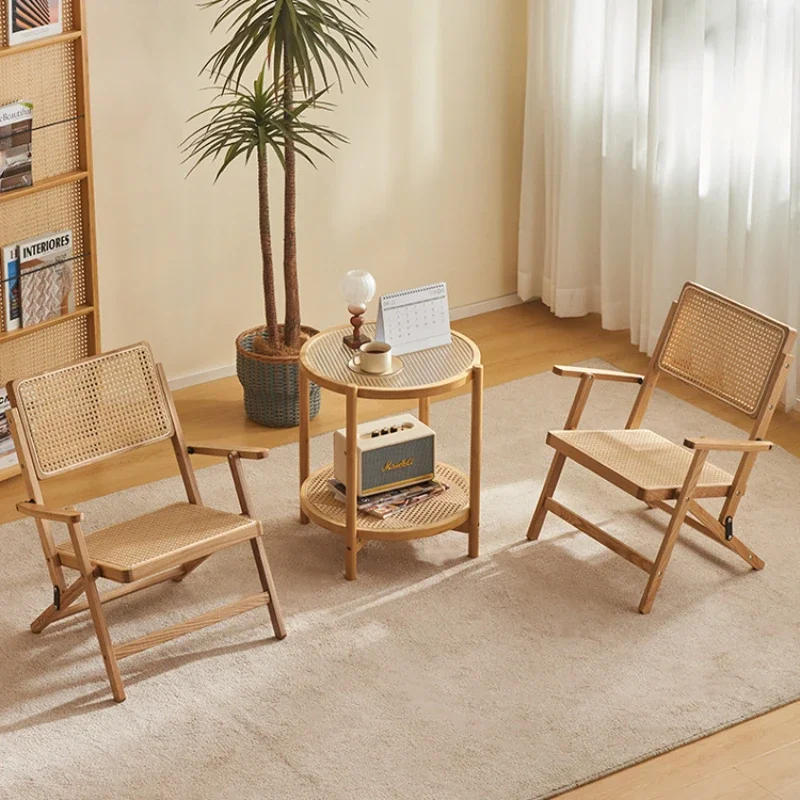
86 0 528 381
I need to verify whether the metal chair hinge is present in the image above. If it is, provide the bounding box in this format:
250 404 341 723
724 516 734 541
53 585 61 611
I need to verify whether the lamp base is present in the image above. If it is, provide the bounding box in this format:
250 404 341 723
343 334 371 350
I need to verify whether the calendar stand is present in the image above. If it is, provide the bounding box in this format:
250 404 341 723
298 322 483 581
376 282 451 356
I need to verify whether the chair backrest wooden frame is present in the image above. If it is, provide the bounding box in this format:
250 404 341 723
6 342 202 595
625 282 796 521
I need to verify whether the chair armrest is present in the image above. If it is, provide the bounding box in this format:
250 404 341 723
553 366 644 384
552 365 644 431
17 501 83 523
187 445 269 460
189 445 267 516
684 438 773 453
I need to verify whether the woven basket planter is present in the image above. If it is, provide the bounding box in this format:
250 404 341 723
236 325 321 428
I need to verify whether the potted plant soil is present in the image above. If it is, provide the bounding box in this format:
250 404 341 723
184 0 375 427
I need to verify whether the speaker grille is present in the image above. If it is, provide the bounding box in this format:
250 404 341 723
361 435 435 494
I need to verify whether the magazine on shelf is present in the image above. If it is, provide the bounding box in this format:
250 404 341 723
19 229 75 327
2 243 21 331
0 100 32 193
7 0 63 46
327 478 448 520
0 389 18 472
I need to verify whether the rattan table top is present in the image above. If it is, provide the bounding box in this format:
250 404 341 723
300 324 480 397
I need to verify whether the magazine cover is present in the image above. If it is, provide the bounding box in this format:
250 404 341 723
2 244 21 331
7 0 62 46
0 101 32 193
19 229 74 327
0 389 18 472
327 478 447 519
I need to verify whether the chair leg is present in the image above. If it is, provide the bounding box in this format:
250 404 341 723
638 506 688 614
250 537 287 640
528 453 567 541
83 573 126 702
690 502 765 570
729 534 765 571
30 575 86 634
639 449 708 615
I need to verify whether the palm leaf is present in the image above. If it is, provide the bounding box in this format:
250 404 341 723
182 68 346 179
201 0 376 93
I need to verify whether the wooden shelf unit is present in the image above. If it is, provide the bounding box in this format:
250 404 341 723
0 169 89 203
0 0 100 482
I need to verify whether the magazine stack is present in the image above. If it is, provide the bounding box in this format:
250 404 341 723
0 100 32 193
326 478 448 520
3 229 75 331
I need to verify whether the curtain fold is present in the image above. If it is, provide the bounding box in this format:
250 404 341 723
518 0 800 407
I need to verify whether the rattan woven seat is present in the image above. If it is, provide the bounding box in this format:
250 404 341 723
57 504 258 583
548 429 733 501
7 342 286 702
527 283 796 614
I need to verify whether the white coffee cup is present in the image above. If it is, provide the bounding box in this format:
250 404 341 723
354 341 392 374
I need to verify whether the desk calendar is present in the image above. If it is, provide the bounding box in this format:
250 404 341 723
375 282 452 356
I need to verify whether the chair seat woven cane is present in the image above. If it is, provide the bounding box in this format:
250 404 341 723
57 503 259 583
548 429 733 501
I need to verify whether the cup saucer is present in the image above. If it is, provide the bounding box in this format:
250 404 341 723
347 355 404 377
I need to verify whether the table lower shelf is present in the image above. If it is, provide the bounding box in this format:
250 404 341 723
300 462 471 542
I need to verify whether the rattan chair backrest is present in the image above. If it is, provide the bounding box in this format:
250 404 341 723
658 283 793 418
10 343 174 479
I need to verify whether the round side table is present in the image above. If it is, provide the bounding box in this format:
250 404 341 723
298 323 483 580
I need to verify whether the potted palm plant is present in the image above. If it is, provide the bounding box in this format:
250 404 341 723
184 0 375 427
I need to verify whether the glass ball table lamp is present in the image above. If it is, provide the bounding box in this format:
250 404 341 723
340 270 377 349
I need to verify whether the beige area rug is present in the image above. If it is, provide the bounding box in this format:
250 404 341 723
2 360 800 800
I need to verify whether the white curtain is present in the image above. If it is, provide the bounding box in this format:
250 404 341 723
518 0 800 407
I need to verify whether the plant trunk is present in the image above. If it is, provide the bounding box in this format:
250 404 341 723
258 144 279 346
282 46 301 350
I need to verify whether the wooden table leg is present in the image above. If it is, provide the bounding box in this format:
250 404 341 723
469 364 484 558
345 385 359 580
419 397 430 426
299 366 310 524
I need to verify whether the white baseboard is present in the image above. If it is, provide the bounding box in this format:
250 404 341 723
449 292 522 321
168 292 522 391
169 363 238 391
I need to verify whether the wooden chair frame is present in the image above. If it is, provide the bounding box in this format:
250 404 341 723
528 283 797 614
7 344 286 703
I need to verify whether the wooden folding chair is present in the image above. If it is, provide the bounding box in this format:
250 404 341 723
528 282 796 614
7 342 286 702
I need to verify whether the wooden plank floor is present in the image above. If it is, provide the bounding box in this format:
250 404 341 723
2 301 798 799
